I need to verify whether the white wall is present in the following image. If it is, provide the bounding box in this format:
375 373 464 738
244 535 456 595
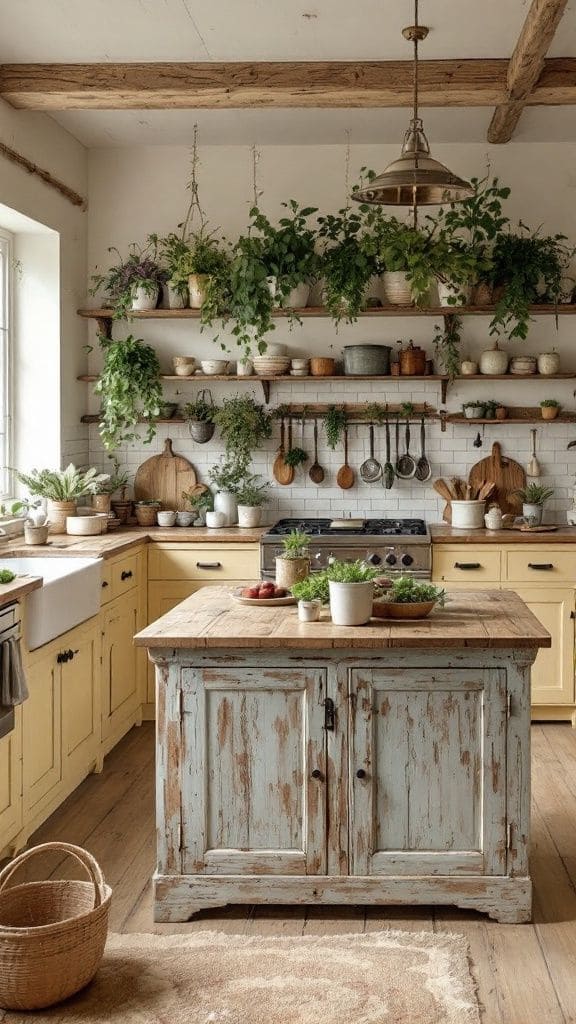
86 142 576 521
0 97 88 472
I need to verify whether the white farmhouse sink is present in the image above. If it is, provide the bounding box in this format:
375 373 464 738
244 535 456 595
0 557 102 650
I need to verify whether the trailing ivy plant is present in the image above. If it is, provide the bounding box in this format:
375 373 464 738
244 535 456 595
324 406 347 450
249 200 319 309
211 395 272 470
317 206 375 325
94 333 163 450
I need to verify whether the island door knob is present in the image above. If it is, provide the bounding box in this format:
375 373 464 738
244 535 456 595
401 553 414 567
356 769 367 780
385 552 397 566
311 769 323 780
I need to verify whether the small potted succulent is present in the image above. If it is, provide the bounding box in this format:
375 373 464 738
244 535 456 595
14 464 111 534
540 399 561 421
183 391 216 444
462 401 486 420
291 571 329 622
235 475 270 529
484 400 498 421
372 576 446 620
326 559 379 626
513 483 555 526
275 530 311 589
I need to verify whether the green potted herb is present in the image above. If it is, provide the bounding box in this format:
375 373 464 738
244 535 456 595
484 400 498 420
432 315 462 381
362 216 436 306
208 458 245 526
317 206 375 325
236 475 270 528
182 487 213 526
513 483 555 526
15 465 110 534
212 395 272 469
90 239 165 319
250 200 319 310
324 406 348 450
275 530 311 589
183 390 216 444
160 230 230 311
91 457 130 513
373 576 446 620
291 572 329 621
326 559 379 626
94 334 163 450
541 399 561 421
462 401 486 420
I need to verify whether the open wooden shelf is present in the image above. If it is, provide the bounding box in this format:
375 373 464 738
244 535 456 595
453 373 576 382
447 406 576 426
78 304 576 321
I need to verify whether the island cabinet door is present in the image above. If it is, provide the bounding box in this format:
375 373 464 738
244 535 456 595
180 666 328 876
349 668 508 877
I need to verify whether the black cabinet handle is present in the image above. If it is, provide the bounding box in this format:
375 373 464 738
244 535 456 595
528 563 554 571
121 569 133 580
101 580 109 588
454 562 482 570
311 769 323 780
356 769 367 780
196 561 222 570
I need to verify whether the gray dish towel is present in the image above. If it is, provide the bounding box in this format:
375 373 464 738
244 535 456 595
0 636 29 705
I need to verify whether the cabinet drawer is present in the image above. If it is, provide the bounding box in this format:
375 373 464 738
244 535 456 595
100 562 112 604
111 554 139 598
148 544 259 581
433 547 501 583
505 548 576 584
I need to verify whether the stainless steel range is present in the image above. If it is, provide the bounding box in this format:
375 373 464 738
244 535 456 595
260 518 431 580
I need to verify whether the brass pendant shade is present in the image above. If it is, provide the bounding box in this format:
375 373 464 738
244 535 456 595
351 1 473 209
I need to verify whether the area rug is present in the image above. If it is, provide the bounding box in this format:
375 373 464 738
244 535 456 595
0 930 481 1023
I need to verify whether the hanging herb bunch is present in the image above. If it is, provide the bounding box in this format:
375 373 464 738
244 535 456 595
324 405 348 450
94 333 163 450
433 315 462 381
212 394 272 472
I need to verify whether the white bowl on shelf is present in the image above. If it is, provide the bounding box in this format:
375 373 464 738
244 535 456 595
201 359 229 375
265 342 288 356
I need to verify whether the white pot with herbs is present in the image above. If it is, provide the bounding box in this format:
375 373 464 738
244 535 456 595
15 465 111 535
514 484 554 527
326 560 378 627
208 459 242 527
236 476 269 529
275 530 311 590
290 572 327 622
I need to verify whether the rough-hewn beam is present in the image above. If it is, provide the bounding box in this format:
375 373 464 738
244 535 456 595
0 59 512 110
488 0 569 143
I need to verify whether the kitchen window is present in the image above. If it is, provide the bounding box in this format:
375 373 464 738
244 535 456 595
0 230 12 499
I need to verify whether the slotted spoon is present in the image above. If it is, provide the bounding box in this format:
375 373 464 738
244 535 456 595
414 416 432 482
396 418 416 479
360 423 382 483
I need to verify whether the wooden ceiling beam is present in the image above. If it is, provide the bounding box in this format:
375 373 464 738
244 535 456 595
488 0 569 143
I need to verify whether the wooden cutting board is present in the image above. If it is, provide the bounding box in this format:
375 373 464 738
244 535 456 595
134 438 198 511
468 442 525 515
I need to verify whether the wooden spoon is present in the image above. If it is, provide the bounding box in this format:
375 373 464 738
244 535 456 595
309 419 324 484
336 427 355 490
273 416 294 486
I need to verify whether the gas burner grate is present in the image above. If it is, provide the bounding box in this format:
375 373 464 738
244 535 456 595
265 518 427 538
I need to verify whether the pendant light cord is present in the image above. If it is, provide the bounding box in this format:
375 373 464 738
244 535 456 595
412 0 419 227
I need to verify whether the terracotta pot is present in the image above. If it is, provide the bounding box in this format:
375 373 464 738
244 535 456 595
46 499 77 535
310 357 336 377
92 493 111 514
188 273 210 309
275 556 309 589
541 405 560 420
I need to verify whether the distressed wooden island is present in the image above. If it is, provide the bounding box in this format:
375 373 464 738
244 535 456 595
135 587 550 924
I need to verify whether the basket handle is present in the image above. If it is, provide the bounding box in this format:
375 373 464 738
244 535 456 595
0 842 106 909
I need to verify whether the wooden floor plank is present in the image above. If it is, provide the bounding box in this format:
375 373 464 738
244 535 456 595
19 720 576 1021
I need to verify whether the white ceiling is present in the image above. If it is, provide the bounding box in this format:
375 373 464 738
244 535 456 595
0 0 575 145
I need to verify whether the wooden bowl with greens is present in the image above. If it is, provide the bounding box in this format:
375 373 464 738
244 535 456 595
372 577 446 621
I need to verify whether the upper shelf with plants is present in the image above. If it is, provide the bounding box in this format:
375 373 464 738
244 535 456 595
78 303 576 321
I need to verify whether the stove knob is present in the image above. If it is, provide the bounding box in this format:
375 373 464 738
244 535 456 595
366 553 382 566
401 553 414 567
385 552 397 566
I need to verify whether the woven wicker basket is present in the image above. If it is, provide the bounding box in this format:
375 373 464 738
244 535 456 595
0 842 111 1011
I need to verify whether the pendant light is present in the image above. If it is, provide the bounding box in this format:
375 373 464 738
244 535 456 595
351 0 473 209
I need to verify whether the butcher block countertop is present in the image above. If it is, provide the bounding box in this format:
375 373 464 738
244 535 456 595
0 525 266 560
135 586 551 651
430 524 576 544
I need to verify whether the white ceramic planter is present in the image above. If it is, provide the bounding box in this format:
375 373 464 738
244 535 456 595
285 283 311 308
163 281 187 309
188 274 209 309
237 359 254 377
382 271 413 306
463 406 484 419
267 276 277 300
480 341 509 375
538 352 560 375
175 511 194 527
205 510 226 529
329 580 374 626
437 280 472 306
523 502 543 525
214 491 238 527
460 360 478 376
131 284 159 311
451 500 486 530
157 510 177 527
237 505 262 528
298 599 322 622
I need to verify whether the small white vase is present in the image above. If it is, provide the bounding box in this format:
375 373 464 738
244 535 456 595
523 502 543 526
538 351 560 375
382 271 413 306
214 491 238 527
437 280 472 306
188 274 209 309
329 580 374 626
285 283 310 308
131 284 159 311
460 360 478 376
298 599 322 622
237 505 262 528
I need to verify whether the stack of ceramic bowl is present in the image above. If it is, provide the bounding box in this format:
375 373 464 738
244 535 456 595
290 358 309 376
201 359 229 375
172 356 196 376
253 355 290 376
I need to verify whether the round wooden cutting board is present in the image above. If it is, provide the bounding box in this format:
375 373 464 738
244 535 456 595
134 438 198 511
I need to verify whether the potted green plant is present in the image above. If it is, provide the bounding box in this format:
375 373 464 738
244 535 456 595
91 457 130 514
14 465 110 534
157 233 191 308
90 240 165 319
291 571 329 621
513 483 555 526
326 559 379 626
94 334 163 451
160 230 230 310
541 399 561 421
462 401 486 420
372 576 446 620
183 391 216 444
275 530 311 589
182 487 213 526
250 200 319 309
317 205 375 324
432 315 462 381
208 458 245 526
484 400 498 420
212 395 272 468
236 475 270 528
362 215 436 306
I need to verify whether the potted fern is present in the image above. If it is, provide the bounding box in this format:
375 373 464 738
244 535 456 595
513 483 555 526
275 530 311 589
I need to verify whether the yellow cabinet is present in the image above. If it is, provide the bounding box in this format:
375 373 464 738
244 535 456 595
504 586 575 707
101 589 143 749
22 645 61 816
61 619 100 782
0 708 22 855
433 546 501 584
148 544 259 582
